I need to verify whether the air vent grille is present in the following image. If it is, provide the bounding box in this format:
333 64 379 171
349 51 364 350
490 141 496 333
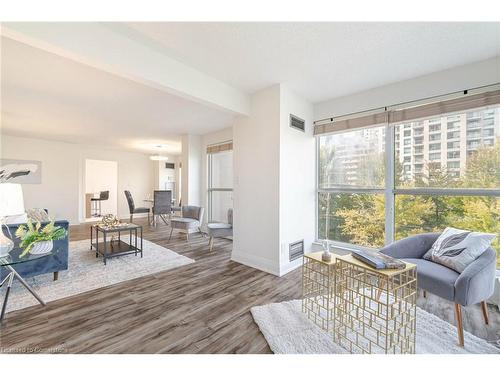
165 162 175 169
290 114 305 132
289 240 304 261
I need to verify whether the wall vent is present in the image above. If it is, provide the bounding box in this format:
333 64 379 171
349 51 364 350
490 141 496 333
289 240 304 261
289 114 305 132
165 162 175 169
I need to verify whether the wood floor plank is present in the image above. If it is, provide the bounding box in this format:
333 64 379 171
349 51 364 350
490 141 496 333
0 218 301 353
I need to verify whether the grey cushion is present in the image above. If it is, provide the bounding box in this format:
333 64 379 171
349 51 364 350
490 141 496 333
207 223 232 230
133 207 150 214
380 233 440 259
171 217 200 230
404 258 459 301
207 222 233 238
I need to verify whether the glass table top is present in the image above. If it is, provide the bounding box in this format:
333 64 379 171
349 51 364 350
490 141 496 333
92 223 141 232
0 244 58 267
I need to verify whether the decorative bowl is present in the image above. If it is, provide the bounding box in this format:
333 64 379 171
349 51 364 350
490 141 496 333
30 240 54 255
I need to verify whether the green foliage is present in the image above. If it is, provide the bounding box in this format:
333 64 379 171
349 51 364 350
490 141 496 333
15 219 67 258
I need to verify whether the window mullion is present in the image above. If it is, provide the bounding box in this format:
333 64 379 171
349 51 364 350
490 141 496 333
385 123 395 245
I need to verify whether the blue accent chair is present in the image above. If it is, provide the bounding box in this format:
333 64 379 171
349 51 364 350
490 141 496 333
380 233 496 347
1 220 69 281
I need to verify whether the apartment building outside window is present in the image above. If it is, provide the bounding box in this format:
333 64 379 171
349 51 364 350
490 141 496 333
429 133 441 141
429 124 441 132
429 143 441 151
316 94 500 268
429 152 440 160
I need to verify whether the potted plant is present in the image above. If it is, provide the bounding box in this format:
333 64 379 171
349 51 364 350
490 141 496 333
15 219 67 258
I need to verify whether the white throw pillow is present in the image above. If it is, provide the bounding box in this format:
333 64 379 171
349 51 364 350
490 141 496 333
423 227 496 273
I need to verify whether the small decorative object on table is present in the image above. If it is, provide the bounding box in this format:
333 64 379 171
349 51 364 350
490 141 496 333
99 214 123 228
14 219 67 258
321 239 332 262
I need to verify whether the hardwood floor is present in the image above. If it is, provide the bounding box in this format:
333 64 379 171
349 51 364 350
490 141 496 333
0 218 302 354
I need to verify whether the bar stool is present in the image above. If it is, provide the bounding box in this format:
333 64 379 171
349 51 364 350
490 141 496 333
90 191 109 217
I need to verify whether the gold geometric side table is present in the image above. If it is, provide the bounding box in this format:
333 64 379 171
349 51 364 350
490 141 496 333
302 252 339 335
333 255 417 354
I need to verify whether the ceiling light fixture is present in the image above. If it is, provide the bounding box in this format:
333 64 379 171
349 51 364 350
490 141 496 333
149 144 169 161
149 155 169 161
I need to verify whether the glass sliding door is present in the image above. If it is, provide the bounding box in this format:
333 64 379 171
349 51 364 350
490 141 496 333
208 147 233 223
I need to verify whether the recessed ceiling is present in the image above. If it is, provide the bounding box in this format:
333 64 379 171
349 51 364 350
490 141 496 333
121 22 500 103
0 37 235 155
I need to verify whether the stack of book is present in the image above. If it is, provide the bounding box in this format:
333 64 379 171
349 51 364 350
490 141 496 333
351 249 405 270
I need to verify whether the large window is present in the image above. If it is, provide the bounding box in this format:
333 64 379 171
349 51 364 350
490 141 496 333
208 145 233 223
317 92 500 267
318 126 386 247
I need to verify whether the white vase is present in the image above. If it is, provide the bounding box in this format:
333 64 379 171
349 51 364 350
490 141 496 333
30 240 53 255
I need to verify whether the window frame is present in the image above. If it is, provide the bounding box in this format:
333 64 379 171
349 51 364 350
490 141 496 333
207 150 233 223
315 123 390 250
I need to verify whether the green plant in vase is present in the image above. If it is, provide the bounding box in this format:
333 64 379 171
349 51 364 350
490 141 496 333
15 219 67 258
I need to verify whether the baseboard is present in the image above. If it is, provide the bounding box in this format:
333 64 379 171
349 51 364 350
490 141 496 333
279 258 302 276
231 251 280 276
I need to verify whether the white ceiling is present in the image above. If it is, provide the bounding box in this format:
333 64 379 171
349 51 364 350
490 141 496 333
123 22 500 103
0 37 235 155
2 23 499 155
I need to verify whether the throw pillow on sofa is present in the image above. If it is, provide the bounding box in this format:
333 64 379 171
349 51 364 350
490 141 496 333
26 208 51 222
423 227 496 273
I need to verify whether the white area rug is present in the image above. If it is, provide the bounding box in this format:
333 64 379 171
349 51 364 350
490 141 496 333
1 237 194 313
251 299 500 354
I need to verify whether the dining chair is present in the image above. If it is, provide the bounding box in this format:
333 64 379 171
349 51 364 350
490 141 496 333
124 190 150 223
152 190 172 226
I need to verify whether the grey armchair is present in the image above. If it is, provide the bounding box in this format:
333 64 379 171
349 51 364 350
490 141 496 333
380 233 496 347
206 208 233 251
169 205 204 242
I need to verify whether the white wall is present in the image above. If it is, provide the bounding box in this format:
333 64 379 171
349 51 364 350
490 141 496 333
1 135 80 222
232 84 315 276
1 134 155 224
232 85 281 275
279 86 315 275
181 134 202 207
314 56 500 120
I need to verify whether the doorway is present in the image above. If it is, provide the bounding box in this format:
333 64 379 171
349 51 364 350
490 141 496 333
84 159 118 221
